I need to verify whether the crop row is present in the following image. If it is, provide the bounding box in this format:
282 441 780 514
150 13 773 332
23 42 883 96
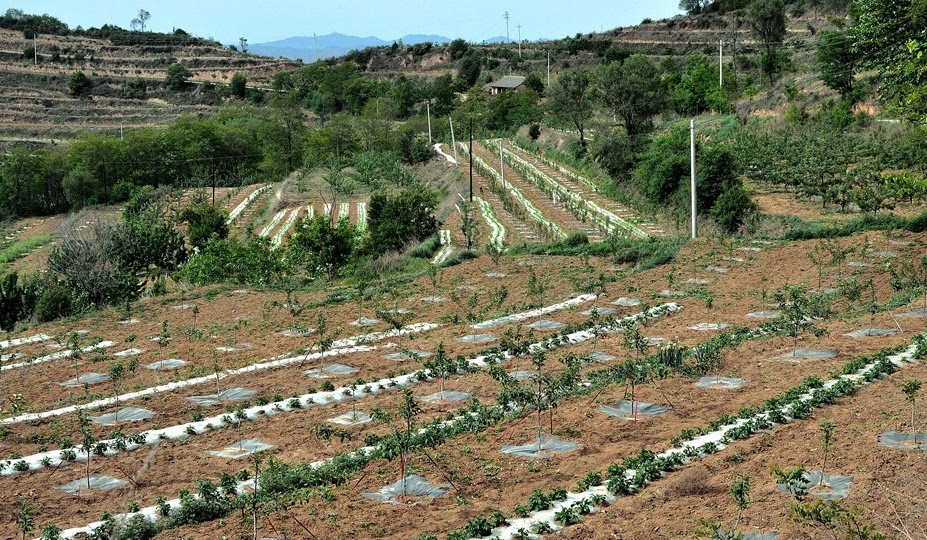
454 338 923 539
487 139 647 239
5 304 678 479
458 141 565 241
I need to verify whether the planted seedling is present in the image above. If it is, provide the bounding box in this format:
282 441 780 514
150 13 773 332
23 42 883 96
76 408 96 490
108 360 126 411
728 474 752 538
622 324 650 421
377 288 414 350
211 350 222 397
423 342 456 410
157 320 171 368
460 200 479 251
901 379 921 443
14 500 34 540
531 351 549 451
818 420 836 486
372 388 422 505
773 284 832 355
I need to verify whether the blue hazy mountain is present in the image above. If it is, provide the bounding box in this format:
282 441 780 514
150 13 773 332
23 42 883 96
250 32 452 61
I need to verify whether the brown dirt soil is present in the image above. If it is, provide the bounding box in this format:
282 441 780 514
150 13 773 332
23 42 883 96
1 231 927 538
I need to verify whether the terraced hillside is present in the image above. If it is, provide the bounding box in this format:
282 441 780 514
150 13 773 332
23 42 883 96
0 28 298 140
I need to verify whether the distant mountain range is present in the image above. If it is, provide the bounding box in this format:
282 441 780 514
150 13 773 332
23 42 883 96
250 32 510 61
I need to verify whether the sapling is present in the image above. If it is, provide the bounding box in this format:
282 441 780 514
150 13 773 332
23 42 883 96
818 419 836 486
211 350 222 397
901 379 921 443
251 453 264 540
460 200 479 251
526 267 546 307
14 500 34 540
66 331 83 392
423 342 454 406
309 311 331 373
622 324 650 421
108 360 126 411
372 388 422 503
354 279 370 321
809 242 826 290
547 354 581 433
531 351 549 451
157 320 171 369
76 408 96 490
773 284 833 355
487 239 506 266
377 299 413 351
191 304 199 331
726 473 752 539
864 277 877 332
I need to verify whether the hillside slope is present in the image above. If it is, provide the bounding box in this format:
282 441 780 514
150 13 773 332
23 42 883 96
0 28 299 140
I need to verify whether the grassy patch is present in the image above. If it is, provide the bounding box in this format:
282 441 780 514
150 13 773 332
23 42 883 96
513 237 686 270
783 211 927 240
0 234 52 273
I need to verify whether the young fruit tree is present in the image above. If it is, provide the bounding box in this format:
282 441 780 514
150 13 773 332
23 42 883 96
773 284 833 355
622 324 650 421
76 408 97 490
530 350 549 451
14 501 34 540
157 320 171 369
728 473 753 539
819 419 836 485
371 388 422 503
901 379 922 442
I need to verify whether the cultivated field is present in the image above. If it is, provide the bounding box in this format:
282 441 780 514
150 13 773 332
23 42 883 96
2 218 926 538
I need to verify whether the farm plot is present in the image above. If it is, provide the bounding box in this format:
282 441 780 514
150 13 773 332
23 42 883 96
473 141 602 241
458 141 564 242
3 232 927 539
452 151 540 246
225 184 272 225
1 303 683 537
504 140 654 238
38 308 927 540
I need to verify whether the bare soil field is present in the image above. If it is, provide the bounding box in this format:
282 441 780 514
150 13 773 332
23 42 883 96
1 226 926 538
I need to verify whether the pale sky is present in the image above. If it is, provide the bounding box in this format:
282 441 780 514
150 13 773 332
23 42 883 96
11 0 683 44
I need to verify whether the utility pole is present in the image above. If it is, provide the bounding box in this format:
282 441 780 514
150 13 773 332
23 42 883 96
33 33 37 65
468 117 474 202
690 119 697 239
425 100 432 143
449 117 458 164
719 40 724 87
547 50 550 88
503 12 510 43
517 24 522 57
313 33 318 63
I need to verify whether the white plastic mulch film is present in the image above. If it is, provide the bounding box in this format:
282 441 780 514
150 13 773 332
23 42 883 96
58 474 128 494
362 475 448 503
599 400 670 418
206 438 274 459
186 387 257 406
500 434 582 459
90 407 155 426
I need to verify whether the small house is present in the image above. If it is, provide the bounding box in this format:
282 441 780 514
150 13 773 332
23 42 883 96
481 75 526 96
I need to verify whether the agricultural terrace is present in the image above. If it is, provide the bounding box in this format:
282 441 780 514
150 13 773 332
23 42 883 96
1 226 927 539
